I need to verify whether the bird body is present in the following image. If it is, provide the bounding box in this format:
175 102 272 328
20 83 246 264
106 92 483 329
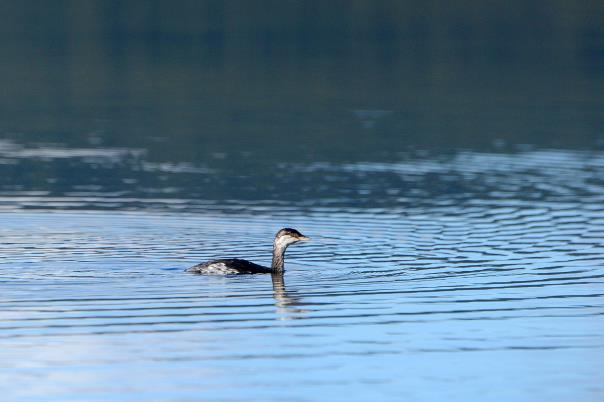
186 228 309 275
186 258 271 274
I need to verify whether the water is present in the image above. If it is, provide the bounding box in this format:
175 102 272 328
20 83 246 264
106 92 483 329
1 2 604 401
1 148 604 401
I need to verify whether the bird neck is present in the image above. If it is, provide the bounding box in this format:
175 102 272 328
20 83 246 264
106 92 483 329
271 242 287 272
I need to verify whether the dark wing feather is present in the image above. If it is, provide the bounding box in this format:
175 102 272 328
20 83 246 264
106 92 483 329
186 258 271 274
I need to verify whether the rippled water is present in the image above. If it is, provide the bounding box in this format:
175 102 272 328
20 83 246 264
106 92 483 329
1 145 603 401
2 2 604 398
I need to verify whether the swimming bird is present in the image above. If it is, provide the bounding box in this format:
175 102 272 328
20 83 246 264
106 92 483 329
186 228 309 274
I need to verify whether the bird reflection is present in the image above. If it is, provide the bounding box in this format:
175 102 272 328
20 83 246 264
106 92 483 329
271 273 308 318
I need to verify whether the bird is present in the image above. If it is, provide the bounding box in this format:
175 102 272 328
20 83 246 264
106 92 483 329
185 228 309 274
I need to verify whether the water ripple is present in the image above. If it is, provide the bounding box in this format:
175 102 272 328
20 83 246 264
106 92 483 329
1 148 603 401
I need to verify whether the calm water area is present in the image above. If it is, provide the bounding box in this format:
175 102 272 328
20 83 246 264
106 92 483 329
1 2 604 401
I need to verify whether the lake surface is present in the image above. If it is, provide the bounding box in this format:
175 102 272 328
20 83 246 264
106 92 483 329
1 2 604 401
1 147 603 401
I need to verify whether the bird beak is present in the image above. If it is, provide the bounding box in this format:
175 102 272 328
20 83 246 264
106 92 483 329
298 236 310 241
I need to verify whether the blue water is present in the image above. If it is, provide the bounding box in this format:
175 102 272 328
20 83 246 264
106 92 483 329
1 147 604 401
2 2 604 400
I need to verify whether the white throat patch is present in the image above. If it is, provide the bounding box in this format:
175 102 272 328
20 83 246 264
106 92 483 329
274 235 297 249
